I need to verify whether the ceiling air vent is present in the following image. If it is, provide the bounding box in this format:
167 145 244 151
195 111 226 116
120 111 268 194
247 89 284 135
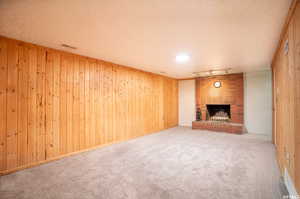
61 44 77 50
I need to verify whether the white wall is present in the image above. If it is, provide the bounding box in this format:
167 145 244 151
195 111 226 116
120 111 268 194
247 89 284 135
179 80 195 126
244 70 272 136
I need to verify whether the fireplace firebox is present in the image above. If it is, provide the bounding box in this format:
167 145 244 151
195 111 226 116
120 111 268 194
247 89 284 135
206 104 230 122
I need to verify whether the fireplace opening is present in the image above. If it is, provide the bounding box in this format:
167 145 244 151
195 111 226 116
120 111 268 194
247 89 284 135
206 104 231 122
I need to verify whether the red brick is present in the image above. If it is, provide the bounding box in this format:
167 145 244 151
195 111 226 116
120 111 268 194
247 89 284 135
192 121 243 134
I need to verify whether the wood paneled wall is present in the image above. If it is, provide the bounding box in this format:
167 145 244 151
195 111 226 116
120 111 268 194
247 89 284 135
272 0 300 193
0 36 178 174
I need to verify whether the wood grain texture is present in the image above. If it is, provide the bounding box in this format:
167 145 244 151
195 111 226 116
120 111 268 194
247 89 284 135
0 36 178 174
272 0 300 193
36 48 46 162
293 4 300 192
0 37 8 171
272 0 299 66
6 40 18 169
17 44 29 166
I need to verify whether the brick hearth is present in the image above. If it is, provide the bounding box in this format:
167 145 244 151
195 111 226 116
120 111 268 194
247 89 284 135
192 121 243 134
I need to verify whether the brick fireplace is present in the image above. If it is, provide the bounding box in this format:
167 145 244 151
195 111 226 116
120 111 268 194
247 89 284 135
192 73 244 134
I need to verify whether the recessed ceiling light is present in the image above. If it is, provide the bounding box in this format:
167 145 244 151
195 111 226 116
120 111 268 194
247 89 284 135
176 54 190 63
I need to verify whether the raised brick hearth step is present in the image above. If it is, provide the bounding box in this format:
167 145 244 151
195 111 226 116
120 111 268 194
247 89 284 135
192 121 244 134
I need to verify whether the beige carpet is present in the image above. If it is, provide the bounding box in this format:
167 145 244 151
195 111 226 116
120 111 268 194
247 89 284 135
0 127 282 199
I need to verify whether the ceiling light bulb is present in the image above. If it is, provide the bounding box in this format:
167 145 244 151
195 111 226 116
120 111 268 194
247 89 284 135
176 54 190 63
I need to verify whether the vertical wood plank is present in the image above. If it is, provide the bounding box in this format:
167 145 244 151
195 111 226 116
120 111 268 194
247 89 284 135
84 58 90 148
0 38 8 171
158 77 164 130
125 68 130 141
59 54 67 155
66 54 73 153
138 71 143 137
6 40 18 169
45 50 54 159
115 65 121 142
79 58 85 150
103 63 113 143
94 61 101 145
127 68 133 140
99 61 104 145
46 51 60 158
17 44 28 166
72 56 80 151
89 60 96 147
52 51 61 157
112 64 117 142
27 46 38 164
292 3 300 192
36 48 46 162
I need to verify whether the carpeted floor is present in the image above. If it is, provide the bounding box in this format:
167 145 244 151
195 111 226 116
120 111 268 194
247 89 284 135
0 127 283 199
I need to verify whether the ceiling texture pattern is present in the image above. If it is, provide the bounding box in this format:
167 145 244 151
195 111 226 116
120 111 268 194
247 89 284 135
0 0 292 78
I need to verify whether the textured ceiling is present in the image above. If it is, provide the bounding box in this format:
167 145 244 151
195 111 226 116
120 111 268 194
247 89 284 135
0 0 292 78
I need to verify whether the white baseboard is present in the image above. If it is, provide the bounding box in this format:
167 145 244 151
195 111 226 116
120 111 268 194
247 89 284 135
284 168 299 197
